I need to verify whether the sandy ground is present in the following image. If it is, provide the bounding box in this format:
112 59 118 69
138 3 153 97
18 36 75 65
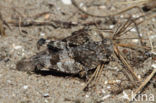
0 0 156 103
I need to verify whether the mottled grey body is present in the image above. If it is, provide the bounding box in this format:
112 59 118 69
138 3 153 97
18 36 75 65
16 30 113 76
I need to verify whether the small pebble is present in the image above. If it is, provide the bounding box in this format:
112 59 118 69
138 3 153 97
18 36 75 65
13 44 22 50
132 39 139 43
137 75 141 79
7 80 11 83
71 22 78 24
109 25 114 29
61 0 71 5
45 99 48 103
104 81 108 84
22 52 25 56
94 32 97 35
43 93 49 97
132 14 139 18
40 32 45 36
101 89 106 94
139 18 143 21
82 7 87 11
113 67 119 71
23 85 28 89
149 35 156 39
102 94 111 100
130 28 136 32
116 80 121 83
152 18 156 22
80 83 85 86
57 7 61 11
79 2 87 11
111 6 115 11
85 94 89 98
107 85 111 89
151 64 156 68
139 33 143 37
120 15 124 18
99 5 106 9
151 51 156 55
79 2 84 7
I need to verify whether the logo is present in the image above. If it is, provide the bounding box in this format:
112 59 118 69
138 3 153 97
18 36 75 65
120 91 155 102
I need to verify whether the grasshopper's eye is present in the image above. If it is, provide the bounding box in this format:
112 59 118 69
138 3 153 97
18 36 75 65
142 6 151 12
37 38 46 49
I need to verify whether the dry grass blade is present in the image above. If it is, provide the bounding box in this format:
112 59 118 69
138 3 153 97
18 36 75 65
0 13 6 36
71 0 142 18
0 19 5 36
113 44 140 81
147 32 156 55
113 18 132 39
113 17 144 47
117 43 150 50
129 68 156 102
83 64 104 91
94 64 104 82
131 19 144 46
122 12 156 37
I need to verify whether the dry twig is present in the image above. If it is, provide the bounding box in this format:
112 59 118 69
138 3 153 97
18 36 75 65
83 64 104 91
0 12 6 36
0 19 5 36
129 68 156 102
113 44 140 81
71 0 142 18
